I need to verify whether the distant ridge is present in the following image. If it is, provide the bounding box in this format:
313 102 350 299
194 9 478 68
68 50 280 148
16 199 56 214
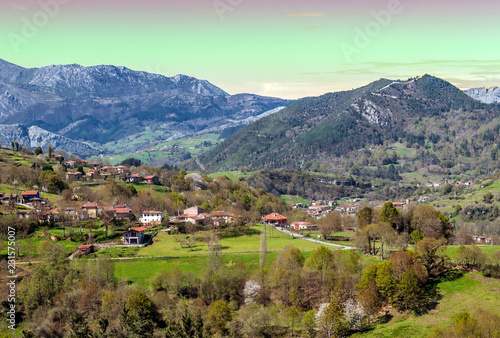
0 59 291 158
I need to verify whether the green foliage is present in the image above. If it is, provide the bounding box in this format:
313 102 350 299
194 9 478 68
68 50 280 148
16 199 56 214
120 157 142 167
204 300 232 336
411 230 424 244
38 170 69 194
379 201 399 225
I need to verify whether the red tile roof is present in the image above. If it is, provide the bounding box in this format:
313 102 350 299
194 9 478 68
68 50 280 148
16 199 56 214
81 202 99 208
22 191 38 195
115 208 132 214
142 211 162 214
131 227 147 232
263 213 287 220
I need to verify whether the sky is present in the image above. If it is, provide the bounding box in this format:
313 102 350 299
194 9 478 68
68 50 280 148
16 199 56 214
0 0 499 99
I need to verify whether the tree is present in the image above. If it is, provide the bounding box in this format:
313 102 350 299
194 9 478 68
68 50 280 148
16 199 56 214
120 157 142 167
46 144 54 158
123 290 159 337
379 202 399 226
38 170 68 194
483 192 494 204
411 205 452 239
455 245 487 270
410 229 424 244
378 223 397 260
416 237 448 279
205 300 232 336
318 211 342 239
393 269 425 313
454 227 473 245
317 288 345 338
34 146 43 155
356 206 373 230
442 183 453 195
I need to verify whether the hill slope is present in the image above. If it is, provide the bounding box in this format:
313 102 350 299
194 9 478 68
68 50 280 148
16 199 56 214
193 75 494 170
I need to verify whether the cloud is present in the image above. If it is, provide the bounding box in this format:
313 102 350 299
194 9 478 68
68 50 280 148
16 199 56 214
0 2 27 10
299 26 321 31
282 11 329 17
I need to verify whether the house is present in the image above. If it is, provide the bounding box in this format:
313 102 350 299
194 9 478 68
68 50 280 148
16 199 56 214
184 206 205 215
139 211 164 226
65 161 77 168
128 174 144 183
418 196 430 203
73 208 89 220
263 213 287 225
2 194 17 204
122 227 147 244
79 244 95 255
116 204 131 209
18 210 33 219
472 236 486 244
116 166 131 176
66 172 83 182
115 207 133 220
21 191 40 203
81 202 100 218
145 175 159 185
54 155 64 162
87 161 100 169
209 211 239 226
290 221 317 231
40 209 60 222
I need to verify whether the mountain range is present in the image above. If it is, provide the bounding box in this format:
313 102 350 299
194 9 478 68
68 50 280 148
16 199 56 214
0 59 291 159
1 59 499 170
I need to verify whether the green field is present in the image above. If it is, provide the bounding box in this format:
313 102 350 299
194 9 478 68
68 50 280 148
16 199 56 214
355 272 500 337
138 225 324 257
444 244 500 260
114 253 283 287
208 170 253 181
280 194 309 205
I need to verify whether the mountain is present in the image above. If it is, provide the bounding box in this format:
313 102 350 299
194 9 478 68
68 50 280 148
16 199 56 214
465 87 500 105
0 59 291 159
192 75 495 171
0 124 98 156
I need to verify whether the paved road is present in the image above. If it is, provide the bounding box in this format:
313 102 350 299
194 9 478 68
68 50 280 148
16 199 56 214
275 227 354 250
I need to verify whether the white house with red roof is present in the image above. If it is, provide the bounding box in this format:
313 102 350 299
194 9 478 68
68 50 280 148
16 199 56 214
122 227 147 244
140 211 163 225
290 221 317 231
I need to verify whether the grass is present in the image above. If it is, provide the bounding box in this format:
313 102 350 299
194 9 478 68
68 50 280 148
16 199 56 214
444 245 500 261
113 253 282 287
137 225 324 257
208 171 253 181
280 194 309 205
354 272 500 337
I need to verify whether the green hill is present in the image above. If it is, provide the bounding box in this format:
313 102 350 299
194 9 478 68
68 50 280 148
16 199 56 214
191 75 494 171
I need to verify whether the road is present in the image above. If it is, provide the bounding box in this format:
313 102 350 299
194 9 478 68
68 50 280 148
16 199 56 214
275 227 354 250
